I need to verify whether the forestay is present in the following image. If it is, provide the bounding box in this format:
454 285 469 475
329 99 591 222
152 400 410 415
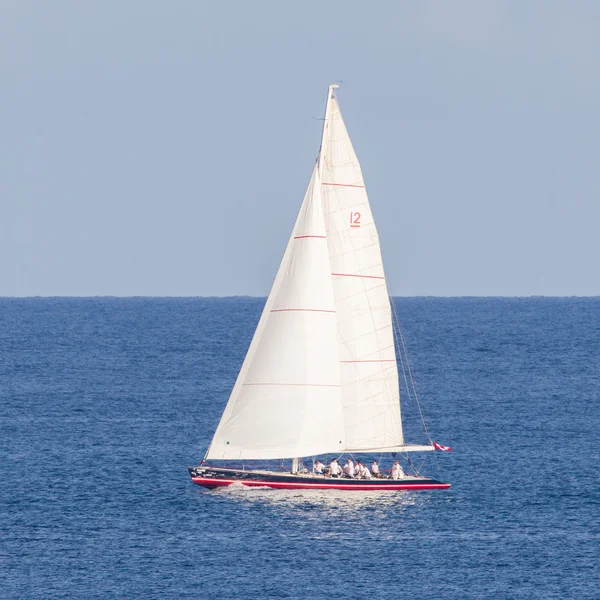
206 167 346 460
319 86 405 452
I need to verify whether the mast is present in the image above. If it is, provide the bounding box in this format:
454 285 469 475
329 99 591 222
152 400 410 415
288 83 340 474
318 83 338 173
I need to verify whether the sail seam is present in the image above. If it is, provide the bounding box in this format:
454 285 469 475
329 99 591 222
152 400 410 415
331 273 385 280
294 235 326 239
339 331 395 346
340 360 396 363
243 383 341 387
322 182 365 188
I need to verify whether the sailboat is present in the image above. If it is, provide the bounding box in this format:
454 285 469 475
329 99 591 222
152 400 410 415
189 84 450 491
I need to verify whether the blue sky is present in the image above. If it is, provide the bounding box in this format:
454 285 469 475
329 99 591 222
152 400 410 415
2 1 599 296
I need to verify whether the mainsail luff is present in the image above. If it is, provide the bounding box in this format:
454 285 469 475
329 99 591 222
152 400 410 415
320 85 405 452
205 166 345 460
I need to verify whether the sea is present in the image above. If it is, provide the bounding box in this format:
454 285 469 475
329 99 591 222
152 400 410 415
1 297 598 599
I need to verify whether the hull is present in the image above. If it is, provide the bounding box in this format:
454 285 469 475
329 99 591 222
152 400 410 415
189 466 450 491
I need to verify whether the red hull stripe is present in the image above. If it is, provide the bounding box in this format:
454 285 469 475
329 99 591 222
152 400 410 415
270 308 335 313
340 360 396 363
294 235 326 239
243 383 341 387
331 273 385 280
192 477 450 491
322 183 365 188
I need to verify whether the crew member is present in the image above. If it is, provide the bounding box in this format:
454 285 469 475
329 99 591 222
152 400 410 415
343 457 355 478
329 458 342 477
371 460 381 478
359 463 371 478
390 460 405 480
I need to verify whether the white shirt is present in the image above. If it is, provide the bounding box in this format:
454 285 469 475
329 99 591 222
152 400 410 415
329 461 341 475
314 462 324 474
371 463 380 475
391 464 405 480
343 462 355 477
360 466 371 478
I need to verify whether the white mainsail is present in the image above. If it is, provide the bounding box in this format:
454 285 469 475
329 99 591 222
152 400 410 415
206 85 433 461
319 86 405 453
206 166 346 460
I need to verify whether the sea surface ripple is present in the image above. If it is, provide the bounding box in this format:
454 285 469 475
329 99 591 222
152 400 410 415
1 297 599 599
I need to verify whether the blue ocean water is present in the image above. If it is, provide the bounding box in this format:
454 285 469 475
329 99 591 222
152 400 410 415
1 297 598 599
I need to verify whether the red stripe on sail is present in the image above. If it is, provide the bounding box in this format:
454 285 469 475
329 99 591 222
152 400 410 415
322 183 365 188
270 308 335 313
331 273 385 280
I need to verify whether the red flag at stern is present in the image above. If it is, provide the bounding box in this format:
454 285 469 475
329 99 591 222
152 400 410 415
433 442 452 451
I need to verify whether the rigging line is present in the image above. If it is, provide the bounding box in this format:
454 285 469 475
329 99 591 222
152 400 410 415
387 295 444 480
395 309 433 444
385 280 427 433
317 85 333 172
396 336 414 407
314 87 331 117
406 453 424 477
311 89 328 123
384 285 414 409
384 279 438 472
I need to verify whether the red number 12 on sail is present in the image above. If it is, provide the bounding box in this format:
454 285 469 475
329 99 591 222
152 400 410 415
350 212 361 228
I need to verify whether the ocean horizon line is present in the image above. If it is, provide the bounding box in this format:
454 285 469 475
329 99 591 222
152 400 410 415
1 295 599 300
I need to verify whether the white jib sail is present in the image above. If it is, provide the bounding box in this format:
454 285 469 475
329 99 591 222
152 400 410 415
206 166 345 460
320 86 404 453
